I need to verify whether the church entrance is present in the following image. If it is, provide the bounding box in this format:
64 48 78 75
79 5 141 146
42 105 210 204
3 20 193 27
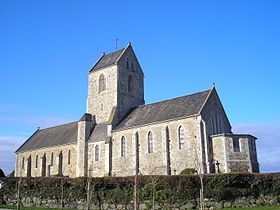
41 154 46 177
27 155 31 177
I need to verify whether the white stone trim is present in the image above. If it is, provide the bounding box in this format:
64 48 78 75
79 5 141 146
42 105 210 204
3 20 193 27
176 124 186 150
147 130 155 154
223 137 228 173
120 135 127 157
245 138 253 173
201 119 210 173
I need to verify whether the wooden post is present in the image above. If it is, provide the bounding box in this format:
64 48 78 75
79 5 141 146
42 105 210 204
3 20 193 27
60 178 64 209
87 177 90 210
134 175 137 210
17 178 21 210
152 186 155 210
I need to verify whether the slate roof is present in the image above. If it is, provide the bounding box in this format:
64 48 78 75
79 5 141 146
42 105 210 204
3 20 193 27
16 122 78 153
115 89 211 131
88 123 108 143
90 48 126 72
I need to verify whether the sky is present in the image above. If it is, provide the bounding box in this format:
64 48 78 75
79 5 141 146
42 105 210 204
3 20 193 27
0 0 280 175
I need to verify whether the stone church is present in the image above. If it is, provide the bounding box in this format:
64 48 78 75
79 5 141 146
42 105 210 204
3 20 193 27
15 43 259 178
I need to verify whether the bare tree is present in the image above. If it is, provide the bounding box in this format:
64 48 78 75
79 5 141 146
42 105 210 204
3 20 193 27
134 173 138 210
60 178 64 209
191 136 205 210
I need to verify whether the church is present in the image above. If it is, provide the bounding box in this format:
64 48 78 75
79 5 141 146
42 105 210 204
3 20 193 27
15 43 259 178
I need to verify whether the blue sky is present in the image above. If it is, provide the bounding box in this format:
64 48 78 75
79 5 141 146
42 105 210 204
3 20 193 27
0 0 279 175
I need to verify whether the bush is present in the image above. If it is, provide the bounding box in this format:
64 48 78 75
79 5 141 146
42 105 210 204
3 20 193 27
180 168 197 175
1 173 280 206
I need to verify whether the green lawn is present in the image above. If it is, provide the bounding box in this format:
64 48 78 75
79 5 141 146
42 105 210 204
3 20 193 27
0 205 75 210
225 206 280 210
1 204 279 210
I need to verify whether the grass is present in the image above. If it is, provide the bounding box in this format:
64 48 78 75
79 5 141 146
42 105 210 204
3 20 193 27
223 206 280 210
1 204 279 210
0 205 75 210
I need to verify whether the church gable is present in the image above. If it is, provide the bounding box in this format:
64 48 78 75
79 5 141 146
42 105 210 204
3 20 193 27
199 87 232 135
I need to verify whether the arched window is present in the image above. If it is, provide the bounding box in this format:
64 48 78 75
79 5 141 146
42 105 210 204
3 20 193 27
99 74 106 93
51 153 54 166
121 136 126 157
95 145 99 162
178 126 185 149
128 75 134 93
35 155 38 168
68 150 71 165
148 131 153 153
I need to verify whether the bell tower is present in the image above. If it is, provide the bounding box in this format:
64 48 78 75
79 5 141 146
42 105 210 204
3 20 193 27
86 43 144 127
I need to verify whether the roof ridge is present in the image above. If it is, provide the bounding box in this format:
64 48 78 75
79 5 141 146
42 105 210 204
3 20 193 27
91 47 126 72
40 121 78 131
137 89 211 108
116 43 131 64
104 47 126 59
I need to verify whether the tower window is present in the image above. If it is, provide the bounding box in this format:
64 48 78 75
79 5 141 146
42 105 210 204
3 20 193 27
95 145 100 162
178 126 185 149
99 74 106 93
128 75 134 93
148 131 153 153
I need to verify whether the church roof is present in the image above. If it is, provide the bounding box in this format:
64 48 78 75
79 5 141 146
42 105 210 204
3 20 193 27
90 47 126 72
88 122 108 143
16 122 78 153
115 89 211 131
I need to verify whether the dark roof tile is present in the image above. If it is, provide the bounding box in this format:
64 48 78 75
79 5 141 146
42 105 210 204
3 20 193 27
90 48 125 71
115 89 210 130
88 123 108 143
16 122 78 153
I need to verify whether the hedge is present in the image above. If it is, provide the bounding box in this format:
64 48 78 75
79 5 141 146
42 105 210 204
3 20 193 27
0 173 280 206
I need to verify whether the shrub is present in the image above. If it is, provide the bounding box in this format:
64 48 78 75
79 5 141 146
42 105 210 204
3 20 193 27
180 168 197 175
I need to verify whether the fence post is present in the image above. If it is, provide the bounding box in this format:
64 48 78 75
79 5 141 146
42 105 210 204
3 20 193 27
60 178 64 209
17 178 21 210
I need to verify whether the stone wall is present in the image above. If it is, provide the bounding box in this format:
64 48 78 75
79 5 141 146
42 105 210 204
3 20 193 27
200 88 232 173
88 141 107 177
111 117 200 176
3 195 280 210
212 134 259 173
15 144 77 178
211 136 227 173
115 45 144 127
86 45 144 127
86 65 118 124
